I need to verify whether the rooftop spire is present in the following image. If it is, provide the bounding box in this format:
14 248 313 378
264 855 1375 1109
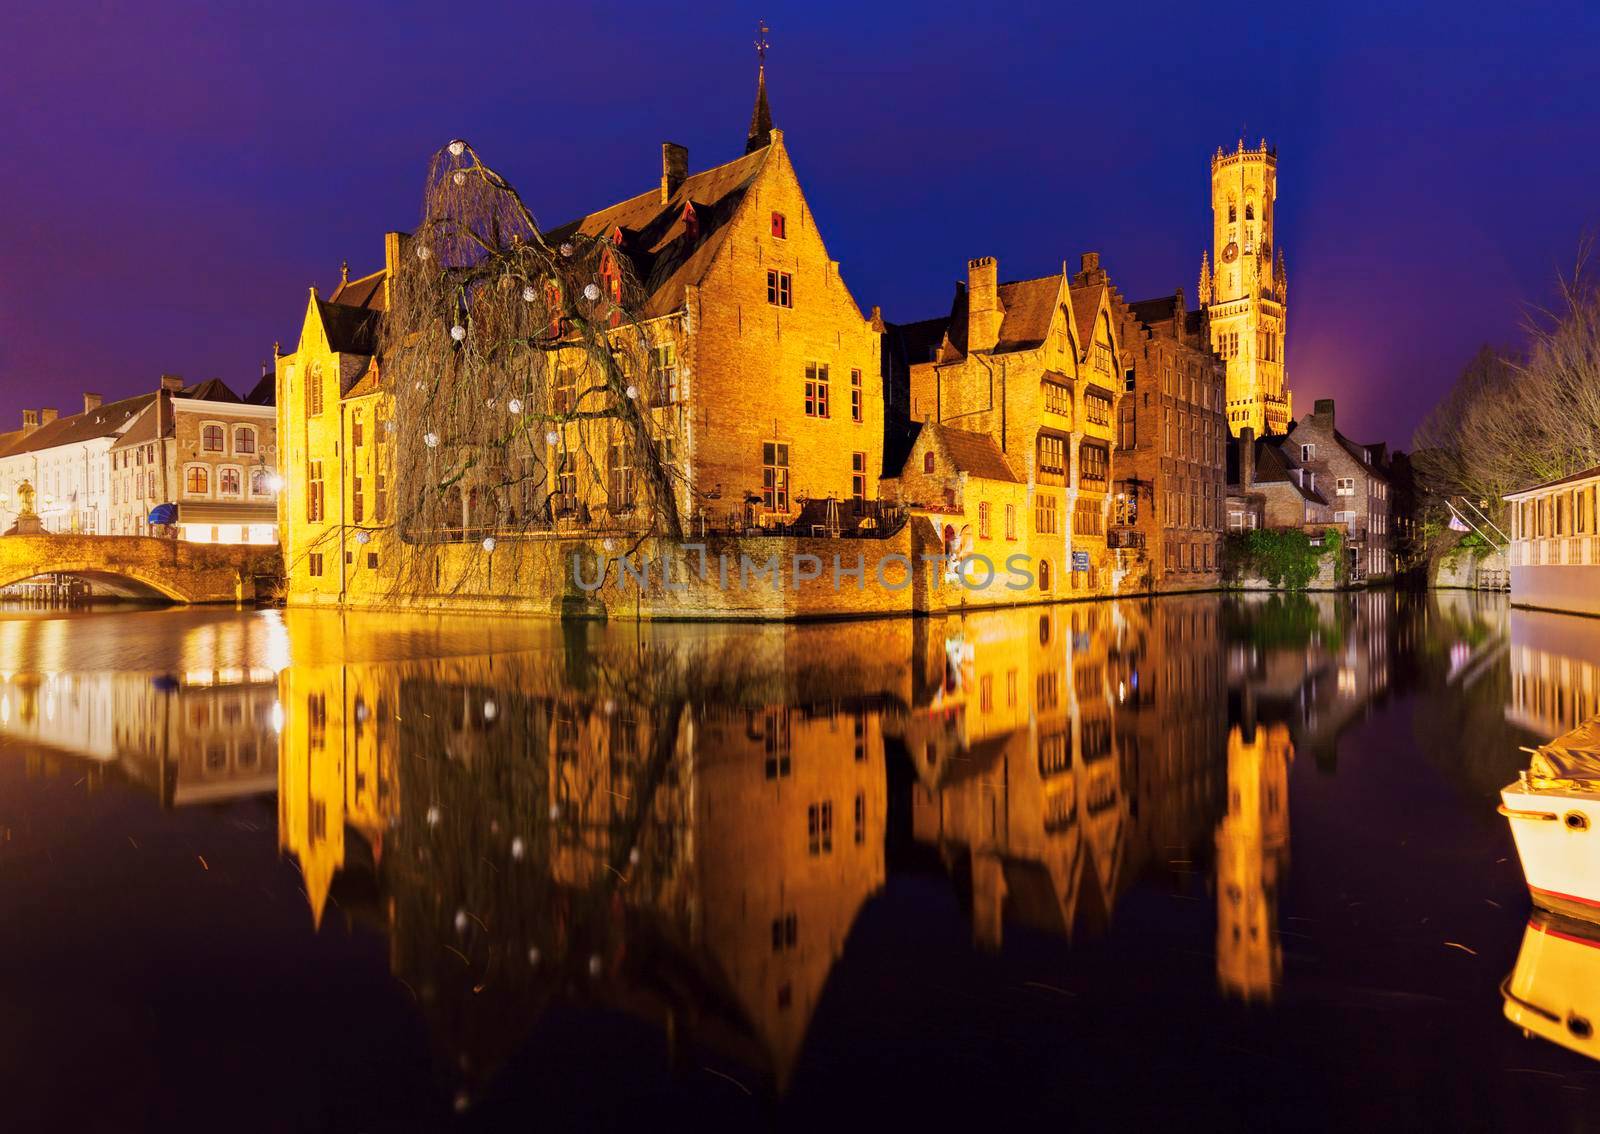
746 19 773 153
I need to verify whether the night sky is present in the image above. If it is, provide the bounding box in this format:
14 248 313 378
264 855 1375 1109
3 1 1597 447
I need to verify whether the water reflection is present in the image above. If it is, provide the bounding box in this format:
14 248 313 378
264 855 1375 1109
9 590 1598 1111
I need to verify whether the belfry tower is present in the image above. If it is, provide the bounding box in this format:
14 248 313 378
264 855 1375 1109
1201 140 1290 437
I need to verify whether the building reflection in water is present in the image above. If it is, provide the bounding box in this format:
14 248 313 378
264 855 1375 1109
13 591 1536 1097
0 616 281 807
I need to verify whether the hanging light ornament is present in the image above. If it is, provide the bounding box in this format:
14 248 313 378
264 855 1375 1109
423 432 440 448
522 285 538 303
450 324 467 342
507 398 523 415
625 385 638 400
583 283 600 302
427 805 442 827
559 242 574 257
545 430 560 446
452 171 466 187
416 244 432 261
356 530 371 545
482 536 497 552
448 139 466 157
510 836 525 861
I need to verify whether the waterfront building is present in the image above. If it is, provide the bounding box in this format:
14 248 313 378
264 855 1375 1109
1119 288 1228 589
888 252 1130 599
0 377 276 543
277 70 884 606
1200 140 1291 437
1505 465 1600 617
108 375 278 543
1226 399 1395 582
0 395 142 535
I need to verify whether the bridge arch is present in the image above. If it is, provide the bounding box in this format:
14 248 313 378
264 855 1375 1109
0 535 279 604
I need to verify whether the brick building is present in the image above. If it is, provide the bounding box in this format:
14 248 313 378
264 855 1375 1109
109 375 278 543
1119 288 1227 589
886 252 1129 598
278 71 885 603
1199 140 1291 437
1226 398 1394 581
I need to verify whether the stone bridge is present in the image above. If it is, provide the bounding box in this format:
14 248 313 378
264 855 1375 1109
0 534 282 603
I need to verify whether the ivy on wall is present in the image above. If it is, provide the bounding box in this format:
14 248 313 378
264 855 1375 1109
1223 528 1343 590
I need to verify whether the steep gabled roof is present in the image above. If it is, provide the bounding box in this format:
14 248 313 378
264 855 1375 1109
330 268 387 312
244 372 276 406
545 145 772 321
1255 440 1326 504
109 401 162 450
317 300 382 355
0 394 155 457
912 422 1022 484
1067 280 1107 357
181 378 241 403
993 275 1062 352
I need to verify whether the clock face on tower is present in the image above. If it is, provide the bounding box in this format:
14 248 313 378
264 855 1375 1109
1222 241 1239 264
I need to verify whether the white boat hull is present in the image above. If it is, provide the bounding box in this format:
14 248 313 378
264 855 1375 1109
1501 782 1600 920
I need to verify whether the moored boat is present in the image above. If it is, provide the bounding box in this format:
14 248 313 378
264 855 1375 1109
1501 717 1600 919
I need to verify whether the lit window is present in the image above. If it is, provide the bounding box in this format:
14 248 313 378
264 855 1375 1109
186 466 209 495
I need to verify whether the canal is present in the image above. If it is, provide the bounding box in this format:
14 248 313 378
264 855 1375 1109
0 592 1595 1130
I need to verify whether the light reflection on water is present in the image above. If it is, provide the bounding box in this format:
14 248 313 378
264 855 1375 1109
1 590 1596 1127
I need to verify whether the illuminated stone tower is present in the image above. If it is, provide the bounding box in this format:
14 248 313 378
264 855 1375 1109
1200 140 1291 437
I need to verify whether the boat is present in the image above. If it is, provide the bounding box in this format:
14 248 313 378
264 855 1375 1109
1501 909 1600 1061
1501 716 1600 919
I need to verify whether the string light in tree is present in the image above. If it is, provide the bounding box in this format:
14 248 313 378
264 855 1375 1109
507 398 523 415
450 324 466 341
482 536 496 552
423 432 440 448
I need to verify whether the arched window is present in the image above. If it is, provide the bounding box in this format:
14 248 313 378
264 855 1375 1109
233 426 256 455
1227 202 1237 224
202 424 225 452
186 466 209 495
924 451 936 475
1245 202 1255 221
219 468 241 496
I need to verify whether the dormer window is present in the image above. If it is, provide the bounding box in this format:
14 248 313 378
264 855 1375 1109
681 201 699 241
1301 443 1315 462
771 212 787 239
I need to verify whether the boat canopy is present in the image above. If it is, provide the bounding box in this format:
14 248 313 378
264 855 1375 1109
1530 718 1600 789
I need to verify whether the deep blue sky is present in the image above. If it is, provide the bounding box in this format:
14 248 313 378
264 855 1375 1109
2 1 1597 446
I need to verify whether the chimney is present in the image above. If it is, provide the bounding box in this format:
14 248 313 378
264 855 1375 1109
1239 426 1255 490
660 142 688 203
1312 398 1335 428
83 392 102 413
966 257 1001 354
1074 251 1108 286
21 409 38 434
383 231 404 308
160 374 184 393
40 408 58 425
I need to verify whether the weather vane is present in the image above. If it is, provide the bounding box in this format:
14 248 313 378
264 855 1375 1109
756 19 770 64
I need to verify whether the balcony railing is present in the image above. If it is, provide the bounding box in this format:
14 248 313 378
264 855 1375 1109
1107 528 1145 550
